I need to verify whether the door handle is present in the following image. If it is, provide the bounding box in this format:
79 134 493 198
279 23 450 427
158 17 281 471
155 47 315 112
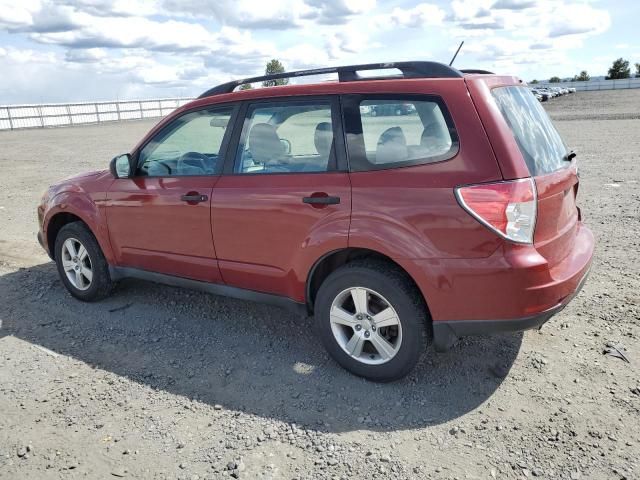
302 195 340 205
180 193 208 203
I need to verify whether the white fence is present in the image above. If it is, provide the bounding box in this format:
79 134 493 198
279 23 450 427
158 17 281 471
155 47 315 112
536 77 640 91
0 97 195 131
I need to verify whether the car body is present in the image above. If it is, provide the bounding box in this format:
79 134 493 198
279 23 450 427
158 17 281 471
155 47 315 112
369 102 416 116
534 88 554 100
530 89 544 102
38 61 594 381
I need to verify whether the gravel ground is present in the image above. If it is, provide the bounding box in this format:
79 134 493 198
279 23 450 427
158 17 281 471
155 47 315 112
0 89 639 480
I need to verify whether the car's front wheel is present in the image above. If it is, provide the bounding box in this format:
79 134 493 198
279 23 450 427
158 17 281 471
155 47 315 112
314 260 429 382
54 221 113 302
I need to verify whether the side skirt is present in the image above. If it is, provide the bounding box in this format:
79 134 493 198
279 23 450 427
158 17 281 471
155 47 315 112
109 266 307 315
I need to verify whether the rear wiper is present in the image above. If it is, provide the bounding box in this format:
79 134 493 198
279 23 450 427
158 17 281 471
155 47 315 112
564 150 577 162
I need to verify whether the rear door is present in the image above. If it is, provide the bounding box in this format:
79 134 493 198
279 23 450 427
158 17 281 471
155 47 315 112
211 96 351 301
490 86 579 264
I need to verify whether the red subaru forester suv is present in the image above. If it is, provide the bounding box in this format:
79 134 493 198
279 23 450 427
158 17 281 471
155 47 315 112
37 62 594 381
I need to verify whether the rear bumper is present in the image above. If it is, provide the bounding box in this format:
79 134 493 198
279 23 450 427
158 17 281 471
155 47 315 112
432 267 590 351
407 222 594 351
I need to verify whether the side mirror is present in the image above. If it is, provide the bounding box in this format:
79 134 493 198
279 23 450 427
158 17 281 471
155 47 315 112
110 154 133 179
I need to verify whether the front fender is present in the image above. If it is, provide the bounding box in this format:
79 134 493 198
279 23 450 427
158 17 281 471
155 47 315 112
43 190 115 264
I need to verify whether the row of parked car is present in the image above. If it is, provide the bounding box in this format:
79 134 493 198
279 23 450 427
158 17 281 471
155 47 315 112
531 86 576 102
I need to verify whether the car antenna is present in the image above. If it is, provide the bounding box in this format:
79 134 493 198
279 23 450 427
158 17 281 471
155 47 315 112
449 41 464 66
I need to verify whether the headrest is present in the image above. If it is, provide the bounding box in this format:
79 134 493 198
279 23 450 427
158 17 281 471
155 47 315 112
375 127 408 164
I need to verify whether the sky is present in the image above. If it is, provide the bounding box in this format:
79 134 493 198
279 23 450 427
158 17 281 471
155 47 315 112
0 0 637 104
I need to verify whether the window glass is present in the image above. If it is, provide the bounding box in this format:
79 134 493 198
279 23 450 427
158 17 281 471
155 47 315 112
236 102 334 174
138 108 233 176
354 99 455 170
492 86 568 176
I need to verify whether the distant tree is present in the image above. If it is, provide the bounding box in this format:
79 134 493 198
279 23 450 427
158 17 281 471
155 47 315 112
605 58 630 79
530 79 539 84
548 76 562 83
238 83 253 90
262 59 288 87
635 63 640 78
573 70 590 82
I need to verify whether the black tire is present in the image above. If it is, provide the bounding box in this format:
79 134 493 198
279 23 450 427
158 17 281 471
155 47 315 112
54 221 113 302
314 259 430 382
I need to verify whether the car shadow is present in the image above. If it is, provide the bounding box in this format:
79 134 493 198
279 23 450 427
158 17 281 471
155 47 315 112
0 262 523 433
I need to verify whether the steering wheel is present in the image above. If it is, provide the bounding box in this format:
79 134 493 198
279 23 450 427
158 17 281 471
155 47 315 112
178 152 210 175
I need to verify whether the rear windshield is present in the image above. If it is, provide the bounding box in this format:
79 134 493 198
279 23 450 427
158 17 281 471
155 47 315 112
492 86 568 176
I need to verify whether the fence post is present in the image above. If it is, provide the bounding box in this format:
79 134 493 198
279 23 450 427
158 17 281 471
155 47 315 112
7 107 14 130
36 105 44 128
139 101 143 120
95 103 100 123
116 101 121 121
66 104 73 125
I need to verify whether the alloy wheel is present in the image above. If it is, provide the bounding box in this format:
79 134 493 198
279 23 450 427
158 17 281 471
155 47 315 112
329 287 402 365
61 237 93 291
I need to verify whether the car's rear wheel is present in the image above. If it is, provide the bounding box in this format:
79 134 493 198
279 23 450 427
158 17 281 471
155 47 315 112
54 222 113 302
314 260 429 382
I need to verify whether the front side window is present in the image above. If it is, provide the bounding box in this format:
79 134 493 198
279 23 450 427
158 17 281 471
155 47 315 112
138 107 234 176
492 86 568 176
345 96 458 172
235 101 335 174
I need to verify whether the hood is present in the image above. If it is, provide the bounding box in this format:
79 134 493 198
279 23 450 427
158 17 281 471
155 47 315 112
55 169 108 185
46 169 112 199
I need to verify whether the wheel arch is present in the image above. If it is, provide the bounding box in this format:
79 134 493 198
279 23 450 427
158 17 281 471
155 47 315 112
46 212 90 260
305 247 432 319
44 191 114 263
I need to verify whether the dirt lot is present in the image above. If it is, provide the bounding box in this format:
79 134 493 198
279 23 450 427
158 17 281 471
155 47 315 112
0 89 639 480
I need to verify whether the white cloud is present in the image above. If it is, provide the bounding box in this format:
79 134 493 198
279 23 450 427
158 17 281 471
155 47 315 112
304 0 376 24
491 0 535 10
325 30 370 58
547 3 611 38
0 0 41 29
0 0 620 102
59 0 160 17
387 3 445 28
449 0 493 21
31 14 216 51
160 0 374 28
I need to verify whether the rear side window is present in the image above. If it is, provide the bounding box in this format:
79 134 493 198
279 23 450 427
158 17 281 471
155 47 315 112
343 95 458 172
492 86 568 176
234 101 336 174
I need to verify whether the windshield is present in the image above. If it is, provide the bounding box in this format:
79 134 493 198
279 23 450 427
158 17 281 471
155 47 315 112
492 86 568 176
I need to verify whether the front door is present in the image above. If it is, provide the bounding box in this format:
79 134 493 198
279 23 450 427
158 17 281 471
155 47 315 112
212 97 351 300
106 106 236 282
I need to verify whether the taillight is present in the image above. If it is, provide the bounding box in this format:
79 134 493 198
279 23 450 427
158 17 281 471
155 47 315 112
455 178 537 244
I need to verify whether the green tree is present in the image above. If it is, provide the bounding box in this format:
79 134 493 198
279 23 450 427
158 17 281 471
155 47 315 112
548 76 561 83
262 59 288 87
530 79 539 84
238 83 253 90
573 70 590 82
635 63 640 78
606 58 630 79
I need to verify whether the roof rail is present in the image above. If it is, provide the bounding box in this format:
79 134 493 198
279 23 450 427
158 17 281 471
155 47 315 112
460 69 495 74
198 61 463 98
